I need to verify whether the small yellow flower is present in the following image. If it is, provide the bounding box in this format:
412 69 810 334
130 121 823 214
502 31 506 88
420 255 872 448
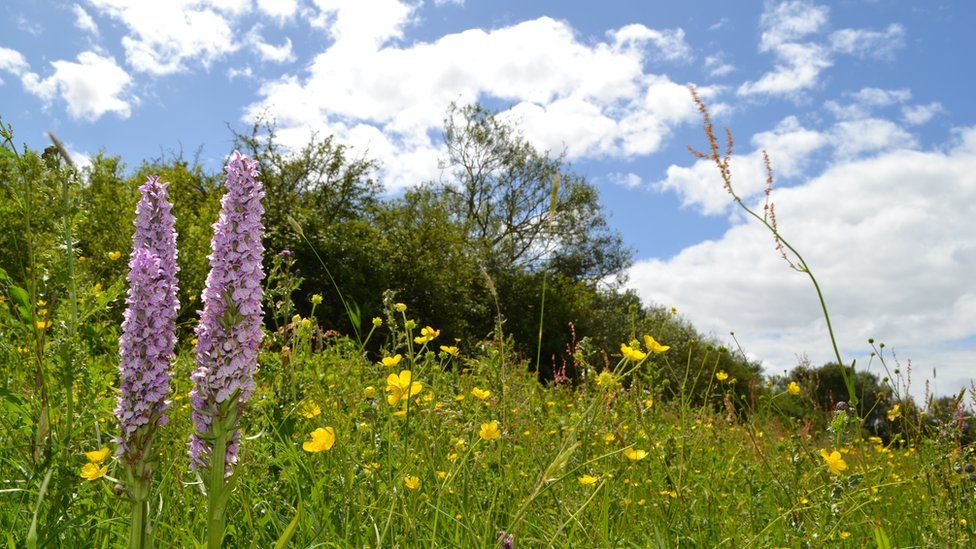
302 427 336 452
440 345 459 357
80 462 107 481
578 474 598 486
602 433 616 443
839 531 851 540
363 386 377 399
298 400 321 418
372 317 383 327
479 421 501 441
715 371 729 381
381 354 402 367
37 299 47 307
887 404 901 421
37 308 48 317
311 294 323 305
820 449 848 475
642 335 670 354
787 381 800 395
394 303 407 312
107 251 122 261
386 370 423 406
470 387 491 400
300 318 311 329
623 447 648 462
404 475 420 490
414 326 440 344
595 371 617 389
84 447 111 463
436 470 447 479
35 320 51 330
620 343 647 361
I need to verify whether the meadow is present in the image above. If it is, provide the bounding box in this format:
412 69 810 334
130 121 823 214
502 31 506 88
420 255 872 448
1 95 974 548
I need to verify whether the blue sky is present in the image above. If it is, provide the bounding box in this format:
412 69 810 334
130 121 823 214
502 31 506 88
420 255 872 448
2 0 975 397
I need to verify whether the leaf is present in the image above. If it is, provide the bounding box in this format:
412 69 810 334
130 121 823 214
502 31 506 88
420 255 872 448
873 525 891 549
273 500 302 549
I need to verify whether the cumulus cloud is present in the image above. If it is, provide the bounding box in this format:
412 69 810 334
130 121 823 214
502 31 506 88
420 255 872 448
632 127 976 398
72 4 99 36
21 51 133 121
0 47 29 76
247 2 700 190
739 1 906 98
86 0 243 74
830 24 905 60
257 0 298 20
608 172 643 189
902 102 944 126
247 27 295 63
655 116 828 214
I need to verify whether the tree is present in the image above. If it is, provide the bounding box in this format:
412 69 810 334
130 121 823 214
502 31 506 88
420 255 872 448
440 103 631 284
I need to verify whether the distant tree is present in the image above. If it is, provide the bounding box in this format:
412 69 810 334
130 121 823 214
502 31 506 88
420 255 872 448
440 103 631 284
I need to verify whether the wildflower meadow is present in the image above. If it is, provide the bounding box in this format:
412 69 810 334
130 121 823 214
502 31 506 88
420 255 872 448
1 87 974 548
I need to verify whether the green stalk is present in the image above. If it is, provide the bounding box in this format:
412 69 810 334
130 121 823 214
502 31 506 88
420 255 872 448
207 420 230 549
128 498 148 549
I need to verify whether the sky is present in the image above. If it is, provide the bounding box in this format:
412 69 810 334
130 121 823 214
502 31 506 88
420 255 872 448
2 0 974 399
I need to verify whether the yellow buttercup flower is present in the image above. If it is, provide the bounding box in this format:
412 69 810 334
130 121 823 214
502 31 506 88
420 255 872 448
414 326 440 344
440 345 459 357
36 299 47 307
107 251 121 261
887 404 901 421
787 381 801 395
363 386 377 399
80 462 107 481
642 335 670 354
404 475 420 490
595 371 617 389
302 427 336 452
36 320 51 330
298 400 322 418
386 370 423 406
578 474 598 486
820 449 848 475
470 387 491 400
620 343 647 361
715 371 729 381
623 447 648 462
394 303 407 312
479 421 501 441
602 433 616 443
84 447 111 463
381 354 402 367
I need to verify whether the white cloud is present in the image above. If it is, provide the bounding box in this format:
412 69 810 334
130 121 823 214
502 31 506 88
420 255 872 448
73 4 100 36
0 47 29 76
611 25 693 62
257 0 298 20
21 51 133 121
830 118 916 159
630 127 976 398
902 102 944 126
830 23 905 60
247 5 700 190
737 0 831 97
86 0 243 74
247 27 295 63
608 172 643 189
739 1 906 98
656 116 828 214
704 54 735 77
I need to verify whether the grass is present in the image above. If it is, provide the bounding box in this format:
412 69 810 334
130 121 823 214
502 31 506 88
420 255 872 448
1 310 973 547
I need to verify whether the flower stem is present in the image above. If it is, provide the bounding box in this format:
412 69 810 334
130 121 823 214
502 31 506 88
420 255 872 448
207 422 229 549
128 498 148 549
